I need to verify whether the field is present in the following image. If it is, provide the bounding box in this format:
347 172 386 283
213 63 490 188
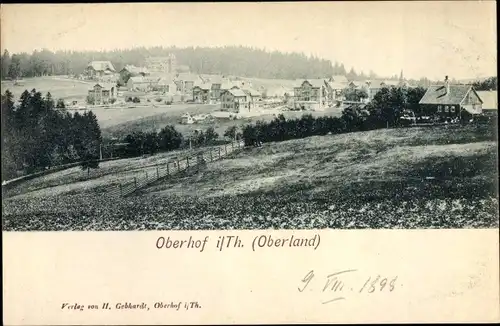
102 106 344 139
3 124 498 231
1 76 92 102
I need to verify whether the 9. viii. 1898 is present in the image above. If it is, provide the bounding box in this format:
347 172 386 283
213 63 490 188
298 269 399 304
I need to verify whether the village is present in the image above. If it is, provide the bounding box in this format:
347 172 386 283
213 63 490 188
72 53 497 128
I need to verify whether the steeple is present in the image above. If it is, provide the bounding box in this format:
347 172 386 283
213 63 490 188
399 69 404 81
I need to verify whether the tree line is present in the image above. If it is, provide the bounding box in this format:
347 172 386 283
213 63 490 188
2 89 102 180
472 77 497 91
116 126 222 158
240 86 428 146
1 46 369 81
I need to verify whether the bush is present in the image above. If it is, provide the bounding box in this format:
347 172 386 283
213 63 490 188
155 98 162 102
132 97 141 103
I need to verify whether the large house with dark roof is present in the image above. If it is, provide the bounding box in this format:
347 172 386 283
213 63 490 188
419 76 483 120
85 61 116 78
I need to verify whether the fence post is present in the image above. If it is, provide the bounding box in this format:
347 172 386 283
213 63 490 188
210 150 213 162
145 171 148 180
186 157 190 167
134 177 137 190
218 147 221 158
156 167 159 179
225 143 227 155
177 160 180 172
231 142 234 150
167 163 170 176
119 183 122 197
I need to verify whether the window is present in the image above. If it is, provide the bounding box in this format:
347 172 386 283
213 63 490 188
444 106 449 112
450 106 455 112
437 105 442 112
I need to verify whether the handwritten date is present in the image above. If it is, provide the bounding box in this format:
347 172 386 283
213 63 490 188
298 270 399 304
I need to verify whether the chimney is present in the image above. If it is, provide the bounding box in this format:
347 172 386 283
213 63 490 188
444 75 450 94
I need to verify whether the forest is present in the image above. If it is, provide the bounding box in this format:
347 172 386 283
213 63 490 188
1 89 102 180
0 45 400 81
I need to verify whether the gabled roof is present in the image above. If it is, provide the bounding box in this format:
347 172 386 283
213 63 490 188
87 61 115 72
330 75 349 84
242 88 261 97
419 84 480 105
476 90 497 109
294 79 327 88
225 89 247 97
327 80 348 90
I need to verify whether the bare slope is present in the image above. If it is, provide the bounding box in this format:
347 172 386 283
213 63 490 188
3 125 498 231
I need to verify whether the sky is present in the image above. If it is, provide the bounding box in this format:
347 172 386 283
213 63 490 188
1 2 497 80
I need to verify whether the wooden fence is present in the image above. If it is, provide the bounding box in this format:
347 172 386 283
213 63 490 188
109 140 245 197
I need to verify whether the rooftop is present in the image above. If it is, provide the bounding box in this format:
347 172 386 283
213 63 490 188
419 84 479 105
87 61 116 72
294 79 327 88
227 89 248 97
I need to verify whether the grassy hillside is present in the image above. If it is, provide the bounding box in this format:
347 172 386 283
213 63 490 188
2 124 498 231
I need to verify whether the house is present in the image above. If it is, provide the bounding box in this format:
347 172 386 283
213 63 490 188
201 75 229 102
365 80 398 101
476 90 497 115
127 76 160 91
174 73 204 95
87 83 117 105
192 83 212 103
418 76 483 121
221 88 249 113
119 65 149 84
157 77 177 94
293 79 331 111
326 75 349 101
145 55 177 74
85 61 116 78
242 88 262 110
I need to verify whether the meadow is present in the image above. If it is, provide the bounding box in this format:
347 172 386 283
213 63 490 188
3 124 497 231
1 76 92 102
